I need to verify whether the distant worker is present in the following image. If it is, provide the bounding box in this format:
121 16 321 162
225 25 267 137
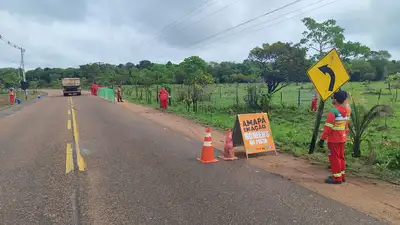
158 88 169 109
311 90 318 112
318 91 349 184
116 85 123 102
343 91 352 118
9 88 15 105
91 82 98 96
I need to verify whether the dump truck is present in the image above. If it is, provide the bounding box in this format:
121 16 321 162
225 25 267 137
62 78 81 96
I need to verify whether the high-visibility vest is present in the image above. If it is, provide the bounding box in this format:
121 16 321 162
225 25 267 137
321 104 349 143
159 91 168 101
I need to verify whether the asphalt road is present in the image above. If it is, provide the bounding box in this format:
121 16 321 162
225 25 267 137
0 93 386 225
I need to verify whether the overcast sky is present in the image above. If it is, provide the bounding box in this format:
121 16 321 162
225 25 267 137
0 0 398 69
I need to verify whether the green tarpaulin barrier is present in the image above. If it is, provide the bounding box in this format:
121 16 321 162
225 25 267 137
98 88 115 103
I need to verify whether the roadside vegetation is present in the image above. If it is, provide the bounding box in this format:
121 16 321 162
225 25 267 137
0 17 399 182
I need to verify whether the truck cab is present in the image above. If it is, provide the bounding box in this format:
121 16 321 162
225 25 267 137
62 78 81 96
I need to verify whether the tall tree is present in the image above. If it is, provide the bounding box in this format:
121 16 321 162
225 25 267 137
385 73 400 91
368 50 391 81
249 42 307 94
300 17 345 60
338 41 371 61
0 68 20 88
137 60 153 70
349 60 376 81
179 56 211 85
275 44 310 83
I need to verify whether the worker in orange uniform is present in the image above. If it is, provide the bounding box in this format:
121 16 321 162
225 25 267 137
343 91 352 118
116 85 123 102
311 91 318 112
91 82 98 96
318 90 349 184
9 88 15 105
158 88 169 109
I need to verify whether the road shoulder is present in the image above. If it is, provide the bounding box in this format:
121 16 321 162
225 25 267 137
118 101 400 224
0 91 47 118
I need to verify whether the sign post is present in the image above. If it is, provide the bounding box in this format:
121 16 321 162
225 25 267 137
307 48 350 154
232 113 276 158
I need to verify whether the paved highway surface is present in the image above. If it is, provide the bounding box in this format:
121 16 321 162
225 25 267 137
0 93 386 224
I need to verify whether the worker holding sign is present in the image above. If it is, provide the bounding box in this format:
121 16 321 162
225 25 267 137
318 90 349 184
306 48 351 154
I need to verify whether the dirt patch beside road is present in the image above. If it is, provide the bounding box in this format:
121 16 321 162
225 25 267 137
119 101 400 224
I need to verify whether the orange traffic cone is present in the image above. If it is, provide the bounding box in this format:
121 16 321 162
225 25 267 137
219 129 238 161
197 128 218 164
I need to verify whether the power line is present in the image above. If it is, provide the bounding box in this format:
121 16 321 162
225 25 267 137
162 0 243 38
250 0 340 33
201 0 339 46
0 34 24 51
187 0 305 47
131 0 218 49
229 0 329 36
0 57 20 66
0 33 27 96
166 0 220 31
158 0 217 34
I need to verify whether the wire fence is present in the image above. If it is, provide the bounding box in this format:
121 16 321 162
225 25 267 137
122 82 399 113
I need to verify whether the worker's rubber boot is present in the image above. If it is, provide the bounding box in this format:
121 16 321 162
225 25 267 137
325 177 342 184
329 176 346 182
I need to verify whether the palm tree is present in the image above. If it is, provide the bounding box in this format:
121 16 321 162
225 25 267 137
348 100 393 158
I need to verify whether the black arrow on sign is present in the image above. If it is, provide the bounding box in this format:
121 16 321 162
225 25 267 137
318 64 335 91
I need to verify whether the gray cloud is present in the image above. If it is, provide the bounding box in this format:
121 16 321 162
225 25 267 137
0 0 399 69
0 0 87 22
335 0 400 52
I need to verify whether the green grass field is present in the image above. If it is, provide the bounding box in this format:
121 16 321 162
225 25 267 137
123 82 400 181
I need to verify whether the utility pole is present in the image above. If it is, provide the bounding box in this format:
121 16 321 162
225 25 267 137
0 34 27 99
20 48 27 100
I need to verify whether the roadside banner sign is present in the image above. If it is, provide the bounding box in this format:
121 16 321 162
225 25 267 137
307 48 350 101
232 113 276 158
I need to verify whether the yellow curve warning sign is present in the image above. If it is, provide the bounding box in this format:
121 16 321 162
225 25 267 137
307 48 350 101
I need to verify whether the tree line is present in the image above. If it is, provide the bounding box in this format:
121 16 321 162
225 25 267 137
1 17 400 91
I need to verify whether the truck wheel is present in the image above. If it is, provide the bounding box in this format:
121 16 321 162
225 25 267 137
63 93 68 97
77 92 81 96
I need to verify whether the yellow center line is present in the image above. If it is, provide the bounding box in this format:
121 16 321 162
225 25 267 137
68 109 71 115
67 120 71 130
66 143 73 173
70 98 86 172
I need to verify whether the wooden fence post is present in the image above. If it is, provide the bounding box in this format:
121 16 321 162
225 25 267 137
297 88 301 106
378 89 382 104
